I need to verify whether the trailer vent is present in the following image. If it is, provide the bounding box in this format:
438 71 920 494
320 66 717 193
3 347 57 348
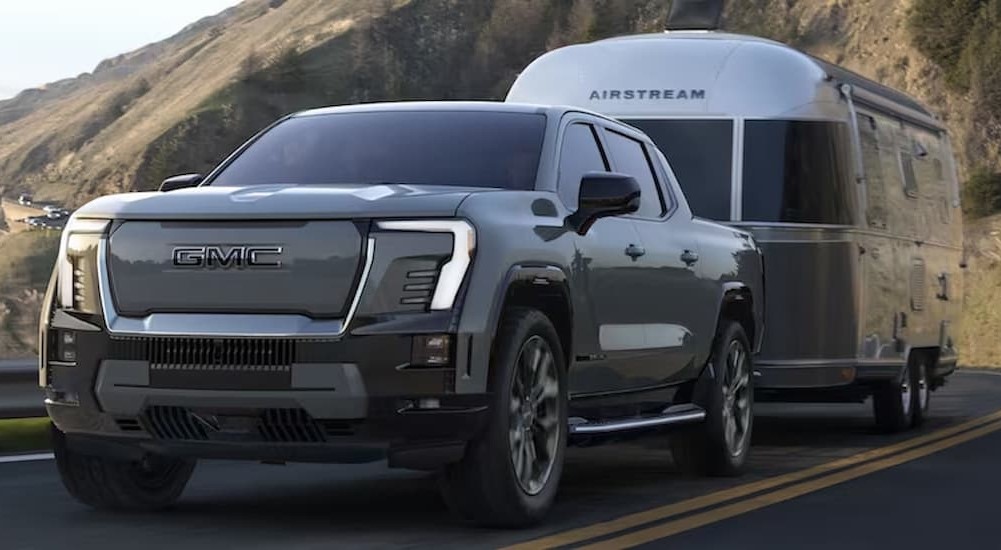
910 259 926 311
666 0 725 31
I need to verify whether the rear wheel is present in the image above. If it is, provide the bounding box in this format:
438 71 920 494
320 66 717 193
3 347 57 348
53 424 195 511
872 360 913 433
439 308 568 527
672 320 753 477
910 354 931 427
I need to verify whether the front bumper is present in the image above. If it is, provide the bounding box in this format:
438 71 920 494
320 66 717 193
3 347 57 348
43 312 488 469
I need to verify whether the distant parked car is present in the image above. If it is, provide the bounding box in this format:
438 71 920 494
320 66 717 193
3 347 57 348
17 194 33 205
42 205 62 214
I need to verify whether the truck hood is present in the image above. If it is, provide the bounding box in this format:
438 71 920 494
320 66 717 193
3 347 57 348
73 184 488 220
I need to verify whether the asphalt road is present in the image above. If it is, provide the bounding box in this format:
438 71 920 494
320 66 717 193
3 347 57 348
2 370 1001 549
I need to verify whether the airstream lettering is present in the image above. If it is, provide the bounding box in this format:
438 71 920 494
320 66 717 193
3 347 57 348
508 29 963 432
588 89 707 101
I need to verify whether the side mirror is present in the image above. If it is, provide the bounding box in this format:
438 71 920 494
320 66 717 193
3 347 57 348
565 172 641 235
159 173 204 192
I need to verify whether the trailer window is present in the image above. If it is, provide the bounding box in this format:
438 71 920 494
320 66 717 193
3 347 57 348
742 120 855 224
858 113 887 229
623 119 733 221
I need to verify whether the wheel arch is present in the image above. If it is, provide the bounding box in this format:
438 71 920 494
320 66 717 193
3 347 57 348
713 282 758 353
488 264 573 368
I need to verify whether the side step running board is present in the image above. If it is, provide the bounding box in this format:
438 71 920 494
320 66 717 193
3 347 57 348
569 404 706 436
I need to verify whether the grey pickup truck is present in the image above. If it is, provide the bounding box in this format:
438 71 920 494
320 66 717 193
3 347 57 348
41 102 764 526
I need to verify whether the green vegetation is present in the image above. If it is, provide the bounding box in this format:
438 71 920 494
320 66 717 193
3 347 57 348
0 231 59 295
909 0 985 90
962 171 1001 219
911 0 1001 217
0 231 59 357
0 418 51 453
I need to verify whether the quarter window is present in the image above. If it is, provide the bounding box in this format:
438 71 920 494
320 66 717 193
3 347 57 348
557 123 608 207
604 130 665 218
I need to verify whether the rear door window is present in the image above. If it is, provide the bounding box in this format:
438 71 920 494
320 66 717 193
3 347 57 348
603 130 665 218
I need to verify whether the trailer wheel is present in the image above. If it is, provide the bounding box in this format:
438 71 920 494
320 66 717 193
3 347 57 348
872 361 913 432
910 354 931 427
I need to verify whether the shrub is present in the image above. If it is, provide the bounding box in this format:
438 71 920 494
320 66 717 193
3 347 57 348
962 170 1001 219
909 0 984 90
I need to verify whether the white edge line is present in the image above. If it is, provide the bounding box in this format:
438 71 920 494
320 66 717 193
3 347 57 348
0 452 54 464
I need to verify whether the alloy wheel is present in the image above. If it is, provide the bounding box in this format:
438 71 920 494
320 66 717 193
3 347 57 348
917 361 929 413
900 363 913 418
721 339 752 457
508 335 560 496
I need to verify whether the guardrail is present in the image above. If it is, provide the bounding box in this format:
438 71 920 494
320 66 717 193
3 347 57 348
0 359 43 419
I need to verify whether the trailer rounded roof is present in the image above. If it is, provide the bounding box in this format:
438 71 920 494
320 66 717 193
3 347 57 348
507 31 940 129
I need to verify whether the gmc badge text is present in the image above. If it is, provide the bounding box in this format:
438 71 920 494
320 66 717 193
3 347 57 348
40 102 764 526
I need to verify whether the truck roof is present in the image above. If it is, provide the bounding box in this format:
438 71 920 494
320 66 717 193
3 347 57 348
293 101 619 123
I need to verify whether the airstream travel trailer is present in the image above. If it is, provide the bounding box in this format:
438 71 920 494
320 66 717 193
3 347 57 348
507 7 964 432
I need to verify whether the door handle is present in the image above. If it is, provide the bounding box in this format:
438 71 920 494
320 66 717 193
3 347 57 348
681 249 699 266
625 244 646 260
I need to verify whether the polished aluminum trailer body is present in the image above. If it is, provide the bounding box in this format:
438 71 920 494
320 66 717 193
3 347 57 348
508 32 963 395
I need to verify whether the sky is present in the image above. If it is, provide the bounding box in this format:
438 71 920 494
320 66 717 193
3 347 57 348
0 0 242 100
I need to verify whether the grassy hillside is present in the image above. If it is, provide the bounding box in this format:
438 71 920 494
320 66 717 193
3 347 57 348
0 232 59 359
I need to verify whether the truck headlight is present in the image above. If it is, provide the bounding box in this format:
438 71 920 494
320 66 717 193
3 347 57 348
57 219 110 314
376 220 475 310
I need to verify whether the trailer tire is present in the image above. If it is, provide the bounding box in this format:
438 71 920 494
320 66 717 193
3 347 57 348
873 361 913 432
910 354 931 427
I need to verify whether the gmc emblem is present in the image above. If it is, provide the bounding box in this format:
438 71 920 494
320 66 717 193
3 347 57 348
171 246 283 269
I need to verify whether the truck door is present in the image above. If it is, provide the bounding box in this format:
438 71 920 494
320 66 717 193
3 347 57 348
602 129 706 384
555 122 652 395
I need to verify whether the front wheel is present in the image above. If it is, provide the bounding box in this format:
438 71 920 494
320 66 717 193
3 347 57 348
53 424 195 511
672 320 753 477
439 308 568 527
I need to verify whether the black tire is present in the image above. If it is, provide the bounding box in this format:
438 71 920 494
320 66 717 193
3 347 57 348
439 308 568 527
910 354 931 427
53 424 195 511
872 360 913 433
671 320 753 477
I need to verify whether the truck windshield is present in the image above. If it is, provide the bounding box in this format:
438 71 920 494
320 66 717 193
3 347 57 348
623 119 734 221
208 111 546 190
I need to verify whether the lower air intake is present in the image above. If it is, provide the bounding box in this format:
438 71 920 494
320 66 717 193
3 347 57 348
142 406 330 444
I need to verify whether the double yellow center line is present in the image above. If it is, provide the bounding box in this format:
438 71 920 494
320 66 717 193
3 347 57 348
506 409 1001 550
